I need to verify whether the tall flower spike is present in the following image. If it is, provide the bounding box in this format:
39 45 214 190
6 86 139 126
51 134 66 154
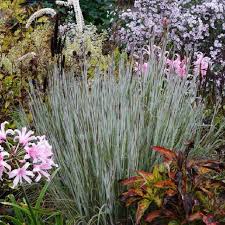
17 52 36 62
26 8 57 29
68 0 84 33
55 0 70 6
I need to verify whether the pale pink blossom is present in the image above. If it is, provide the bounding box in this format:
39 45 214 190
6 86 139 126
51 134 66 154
25 140 53 163
24 144 39 161
0 122 14 143
0 151 11 180
194 52 210 77
9 163 35 188
35 139 53 162
14 127 36 146
0 151 11 170
33 163 51 182
0 123 57 186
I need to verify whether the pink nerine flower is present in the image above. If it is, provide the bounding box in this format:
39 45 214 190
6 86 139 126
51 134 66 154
24 144 39 161
25 138 53 163
33 163 51 182
9 163 35 188
194 52 210 77
0 151 11 180
14 127 36 146
0 122 14 143
36 138 53 162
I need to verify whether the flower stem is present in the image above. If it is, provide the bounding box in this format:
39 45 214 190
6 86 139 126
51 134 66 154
22 185 37 225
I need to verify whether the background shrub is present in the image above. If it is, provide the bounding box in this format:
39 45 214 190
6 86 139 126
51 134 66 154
115 0 225 66
0 0 54 122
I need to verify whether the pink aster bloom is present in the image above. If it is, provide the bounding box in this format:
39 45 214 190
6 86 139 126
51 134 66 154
14 127 36 146
9 162 34 188
0 151 11 180
194 52 210 77
0 121 14 143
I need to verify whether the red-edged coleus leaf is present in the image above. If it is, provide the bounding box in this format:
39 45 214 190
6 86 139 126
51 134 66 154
189 160 225 174
145 210 161 223
119 176 144 186
198 187 214 198
120 188 144 202
152 146 177 162
154 179 176 189
165 189 177 197
135 199 151 224
146 209 176 223
136 170 154 182
124 196 141 207
169 171 176 179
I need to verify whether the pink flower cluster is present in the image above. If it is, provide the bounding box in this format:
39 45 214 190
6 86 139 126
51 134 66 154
193 52 211 77
166 53 210 78
134 48 210 78
0 122 57 188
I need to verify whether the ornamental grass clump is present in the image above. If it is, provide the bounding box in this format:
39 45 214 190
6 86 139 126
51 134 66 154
26 50 224 224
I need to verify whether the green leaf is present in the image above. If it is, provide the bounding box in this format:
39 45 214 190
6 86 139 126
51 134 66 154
0 215 23 225
8 194 24 221
168 220 180 225
1 202 30 216
55 214 64 225
35 168 59 209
